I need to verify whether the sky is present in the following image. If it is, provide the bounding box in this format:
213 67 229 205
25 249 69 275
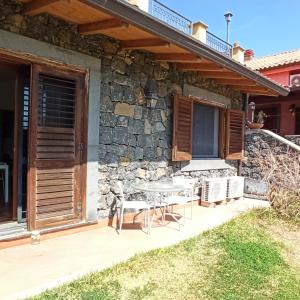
159 0 299 58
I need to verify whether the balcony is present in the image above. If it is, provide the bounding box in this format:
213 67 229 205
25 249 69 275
127 0 232 57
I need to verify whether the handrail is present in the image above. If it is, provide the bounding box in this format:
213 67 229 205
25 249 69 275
149 0 192 35
254 129 300 152
206 31 232 57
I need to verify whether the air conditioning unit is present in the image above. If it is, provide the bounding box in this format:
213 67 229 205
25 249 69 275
290 74 300 88
227 176 245 200
201 178 227 203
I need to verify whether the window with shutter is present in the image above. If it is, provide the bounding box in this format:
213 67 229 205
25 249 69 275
226 109 245 160
172 95 245 162
172 95 193 161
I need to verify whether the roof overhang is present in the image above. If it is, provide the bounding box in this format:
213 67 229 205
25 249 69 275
20 0 289 97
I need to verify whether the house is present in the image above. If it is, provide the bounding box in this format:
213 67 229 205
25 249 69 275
245 49 300 136
0 0 288 242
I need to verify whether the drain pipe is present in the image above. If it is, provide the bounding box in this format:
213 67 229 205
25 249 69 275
238 93 249 176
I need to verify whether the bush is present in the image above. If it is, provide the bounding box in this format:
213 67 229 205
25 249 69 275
252 142 300 223
270 190 300 223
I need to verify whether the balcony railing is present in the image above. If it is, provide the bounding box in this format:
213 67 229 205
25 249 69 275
206 31 232 57
149 0 192 35
126 0 233 57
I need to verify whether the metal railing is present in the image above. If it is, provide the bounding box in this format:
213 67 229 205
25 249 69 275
149 0 192 35
206 31 233 57
125 0 233 57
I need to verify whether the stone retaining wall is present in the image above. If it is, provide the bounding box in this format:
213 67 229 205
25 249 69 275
285 135 300 146
1 0 243 219
242 129 298 180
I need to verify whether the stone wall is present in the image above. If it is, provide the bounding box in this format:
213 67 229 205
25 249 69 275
242 129 300 179
97 52 239 218
1 0 243 219
285 135 300 146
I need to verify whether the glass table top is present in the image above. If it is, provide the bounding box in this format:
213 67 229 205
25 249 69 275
131 181 186 193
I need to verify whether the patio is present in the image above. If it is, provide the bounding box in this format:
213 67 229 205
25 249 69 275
0 198 269 300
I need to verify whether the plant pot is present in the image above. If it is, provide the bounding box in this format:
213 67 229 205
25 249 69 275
248 122 264 129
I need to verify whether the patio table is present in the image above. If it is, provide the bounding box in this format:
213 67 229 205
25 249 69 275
131 181 186 230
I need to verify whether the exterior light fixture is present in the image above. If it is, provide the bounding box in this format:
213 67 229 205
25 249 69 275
289 104 296 115
144 78 159 107
249 101 256 122
224 11 233 45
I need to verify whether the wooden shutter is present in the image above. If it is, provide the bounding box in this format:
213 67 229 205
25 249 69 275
225 109 245 160
28 65 86 230
172 95 193 161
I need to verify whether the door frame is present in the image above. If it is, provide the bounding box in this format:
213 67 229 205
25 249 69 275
0 50 88 230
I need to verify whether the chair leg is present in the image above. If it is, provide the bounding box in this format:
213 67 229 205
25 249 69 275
190 200 193 220
183 204 186 225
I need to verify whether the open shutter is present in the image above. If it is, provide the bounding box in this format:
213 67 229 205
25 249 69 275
172 95 193 161
226 109 245 160
28 65 85 230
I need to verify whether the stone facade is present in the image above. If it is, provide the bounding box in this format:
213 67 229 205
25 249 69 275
242 130 299 180
285 135 300 146
1 0 243 219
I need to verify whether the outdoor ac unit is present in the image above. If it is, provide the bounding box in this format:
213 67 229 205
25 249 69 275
227 176 245 200
290 74 300 88
201 178 227 203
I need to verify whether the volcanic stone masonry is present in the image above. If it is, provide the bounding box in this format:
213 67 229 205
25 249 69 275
1 0 244 218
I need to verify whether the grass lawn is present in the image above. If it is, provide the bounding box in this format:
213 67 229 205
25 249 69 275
31 210 300 300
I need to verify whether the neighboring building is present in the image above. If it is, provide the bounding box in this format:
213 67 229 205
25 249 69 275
0 0 288 242
245 49 300 136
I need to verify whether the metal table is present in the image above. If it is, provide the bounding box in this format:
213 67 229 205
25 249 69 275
131 181 186 230
0 164 9 204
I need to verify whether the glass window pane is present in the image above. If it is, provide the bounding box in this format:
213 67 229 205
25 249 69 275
192 104 219 158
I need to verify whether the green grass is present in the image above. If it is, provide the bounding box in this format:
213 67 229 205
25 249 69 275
30 211 300 300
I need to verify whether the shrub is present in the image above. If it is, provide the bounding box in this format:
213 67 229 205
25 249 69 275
252 142 300 223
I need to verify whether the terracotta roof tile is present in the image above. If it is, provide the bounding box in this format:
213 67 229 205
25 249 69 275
245 48 300 70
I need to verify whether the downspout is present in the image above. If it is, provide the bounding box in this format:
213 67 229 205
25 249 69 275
238 93 249 176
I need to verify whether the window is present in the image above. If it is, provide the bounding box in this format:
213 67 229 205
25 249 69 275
192 103 219 158
172 95 245 162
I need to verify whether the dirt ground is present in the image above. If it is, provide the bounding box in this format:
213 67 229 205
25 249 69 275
267 224 300 270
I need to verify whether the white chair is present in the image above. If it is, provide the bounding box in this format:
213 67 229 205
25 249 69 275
116 181 151 234
164 177 198 226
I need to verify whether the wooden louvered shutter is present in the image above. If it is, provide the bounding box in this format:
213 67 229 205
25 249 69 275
172 95 193 161
225 109 245 160
28 65 85 230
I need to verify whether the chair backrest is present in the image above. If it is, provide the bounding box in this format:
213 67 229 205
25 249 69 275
116 181 125 203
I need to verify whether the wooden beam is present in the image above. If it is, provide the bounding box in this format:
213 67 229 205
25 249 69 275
215 79 257 86
230 86 278 96
247 91 278 97
198 71 242 79
153 53 203 62
121 39 170 49
231 86 269 92
79 19 128 35
22 0 60 16
177 63 225 72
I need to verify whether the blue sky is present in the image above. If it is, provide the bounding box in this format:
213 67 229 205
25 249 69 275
159 0 298 57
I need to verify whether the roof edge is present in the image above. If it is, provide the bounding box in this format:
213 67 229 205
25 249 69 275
82 0 289 96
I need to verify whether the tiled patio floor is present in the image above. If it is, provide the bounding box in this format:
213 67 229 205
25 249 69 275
0 199 269 300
